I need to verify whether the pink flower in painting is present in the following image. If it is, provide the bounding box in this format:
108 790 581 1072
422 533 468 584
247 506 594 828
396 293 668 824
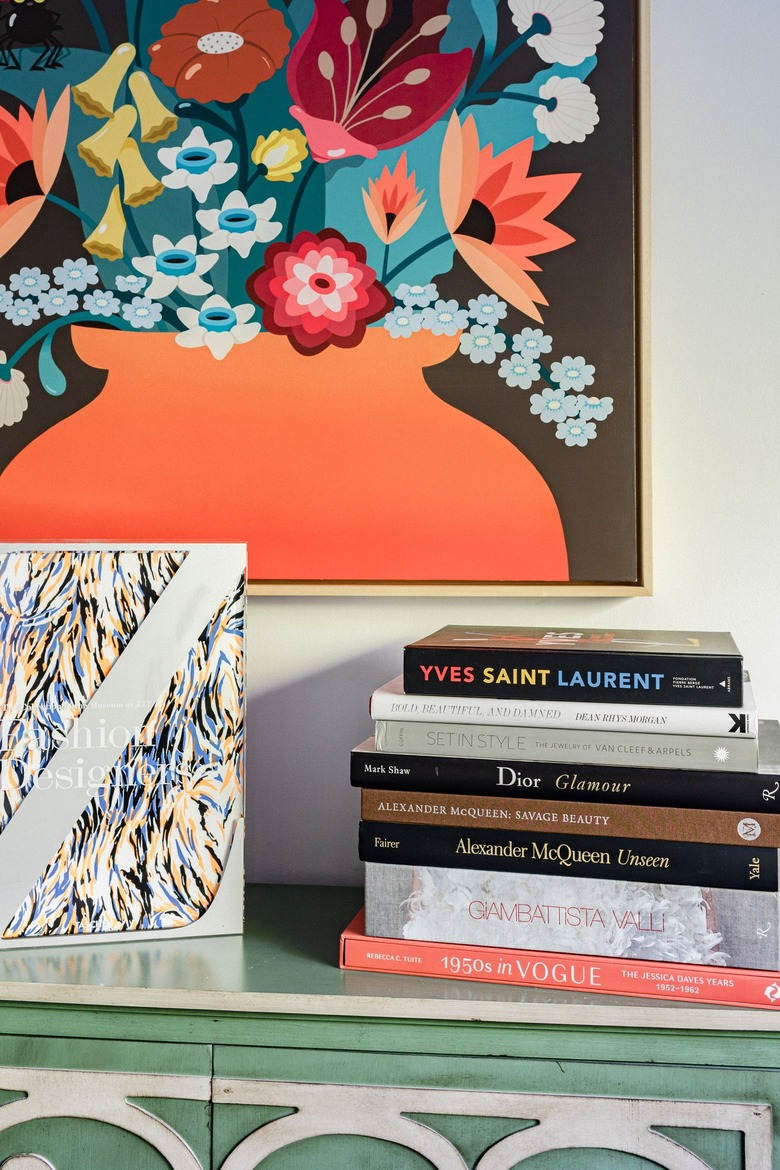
286 0 473 162
247 229 393 354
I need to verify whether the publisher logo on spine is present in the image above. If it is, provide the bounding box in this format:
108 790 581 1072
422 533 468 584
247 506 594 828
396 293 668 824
738 818 761 841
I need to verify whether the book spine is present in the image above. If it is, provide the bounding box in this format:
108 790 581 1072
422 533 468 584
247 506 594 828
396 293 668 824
403 648 743 706
358 820 779 891
361 789 778 847
340 922 780 1010
370 683 756 736
351 744 780 812
373 720 759 772
351 742 780 813
363 864 779 970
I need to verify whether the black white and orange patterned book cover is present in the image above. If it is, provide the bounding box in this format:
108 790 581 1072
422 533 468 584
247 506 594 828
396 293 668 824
0 543 245 947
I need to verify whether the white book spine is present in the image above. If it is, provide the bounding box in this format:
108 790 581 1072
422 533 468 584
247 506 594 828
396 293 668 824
364 862 779 971
370 676 757 737
373 720 759 771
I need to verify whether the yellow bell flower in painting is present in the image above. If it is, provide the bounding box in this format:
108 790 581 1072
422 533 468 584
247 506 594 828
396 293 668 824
362 152 426 245
83 186 127 261
127 72 178 144
250 129 308 183
117 138 164 207
78 105 138 178
72 43 137 119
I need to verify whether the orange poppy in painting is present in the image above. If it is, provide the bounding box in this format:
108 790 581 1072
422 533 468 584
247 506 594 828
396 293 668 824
0 88 70 260
440 112 580 322
148 0 292 105
362 152 426 246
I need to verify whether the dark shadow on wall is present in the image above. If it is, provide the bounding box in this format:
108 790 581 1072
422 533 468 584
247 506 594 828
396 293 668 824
246 644 401 885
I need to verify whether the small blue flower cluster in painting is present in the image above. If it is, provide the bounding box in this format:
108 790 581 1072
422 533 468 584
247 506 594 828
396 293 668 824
1 259 167 336
385 284 613 446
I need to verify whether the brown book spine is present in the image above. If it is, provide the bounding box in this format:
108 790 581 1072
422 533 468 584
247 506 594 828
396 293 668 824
361 788 773 847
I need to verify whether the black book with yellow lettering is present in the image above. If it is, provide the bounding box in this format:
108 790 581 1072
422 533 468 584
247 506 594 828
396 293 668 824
358 820 777 892
403 626 744 706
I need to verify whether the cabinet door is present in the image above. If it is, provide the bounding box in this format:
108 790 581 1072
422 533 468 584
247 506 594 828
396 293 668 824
0 1034 212 1170
210 1042 773 1169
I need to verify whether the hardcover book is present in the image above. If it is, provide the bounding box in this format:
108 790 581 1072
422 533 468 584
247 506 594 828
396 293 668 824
361 788 780 848
363 863 780 971
0 543 245 948
373 720 759 772
370 675 757 736
351 723 780 813
359 821 777 891
403 627 744 706
340 910 780 1010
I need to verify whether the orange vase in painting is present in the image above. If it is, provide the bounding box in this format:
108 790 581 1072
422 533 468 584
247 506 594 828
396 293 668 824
0 326 568 584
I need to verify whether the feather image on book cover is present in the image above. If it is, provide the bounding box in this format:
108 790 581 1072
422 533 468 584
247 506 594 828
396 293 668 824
364 863 780 971
0 544 245 947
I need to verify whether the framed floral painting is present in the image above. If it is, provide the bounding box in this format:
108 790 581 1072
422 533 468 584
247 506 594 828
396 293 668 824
0 0 647 593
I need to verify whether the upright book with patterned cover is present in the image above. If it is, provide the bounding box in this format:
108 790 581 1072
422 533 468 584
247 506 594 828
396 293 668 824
0 543 245 948
403 627 744 706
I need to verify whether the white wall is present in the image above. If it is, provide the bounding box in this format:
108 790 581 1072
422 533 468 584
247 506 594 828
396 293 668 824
246 0 780 886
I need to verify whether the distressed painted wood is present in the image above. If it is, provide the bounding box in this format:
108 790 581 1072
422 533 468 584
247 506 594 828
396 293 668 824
211 1081 771 1169
0 888 775 1168
0 887 777 1032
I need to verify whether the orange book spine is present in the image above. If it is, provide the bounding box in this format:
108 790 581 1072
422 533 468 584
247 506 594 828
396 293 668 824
340 912 780 1010
360 789 775 847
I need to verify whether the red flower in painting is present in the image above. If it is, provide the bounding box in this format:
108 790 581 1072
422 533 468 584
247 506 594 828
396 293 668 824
247 229 393 354
362 152 426 245
148 0 292 105
441 112 580 322
287 0 472 162
0 88 69 260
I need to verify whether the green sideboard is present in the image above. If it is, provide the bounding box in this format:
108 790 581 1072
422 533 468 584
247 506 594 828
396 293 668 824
0 885 776 1169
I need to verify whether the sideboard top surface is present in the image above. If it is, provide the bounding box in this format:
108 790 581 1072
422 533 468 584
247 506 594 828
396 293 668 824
0 885 776 1033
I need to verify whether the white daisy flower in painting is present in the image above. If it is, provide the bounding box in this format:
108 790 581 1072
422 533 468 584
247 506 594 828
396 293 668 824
83 289 122 318
5 298 40 327
534 77 599 144
498 355 540 389
395 282 438 309
175 295 260 361
555 417 596 446
513 327 552 359
196 190 282 260
459 323 507 364
421 299 470 336
467 293 507 327
53 257 99 292
384 306 423 339
121 296 163 330
158 126 238 204
115 273 148 294
550 355 595 392
9 266 50 297
132 234 218 301
508 0 605 67
576 393 613 421
531 386 578 423
38 289 79 317
0 352 29 426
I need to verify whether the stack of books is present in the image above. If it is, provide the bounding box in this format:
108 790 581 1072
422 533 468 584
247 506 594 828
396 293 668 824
341 625 780 1009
